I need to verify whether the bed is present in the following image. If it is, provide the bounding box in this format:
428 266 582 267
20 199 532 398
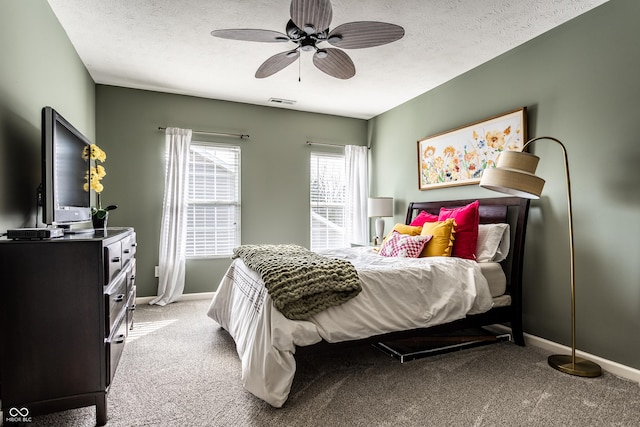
207 196 530 407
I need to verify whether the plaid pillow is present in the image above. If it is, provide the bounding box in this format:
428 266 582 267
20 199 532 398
379 231 433 258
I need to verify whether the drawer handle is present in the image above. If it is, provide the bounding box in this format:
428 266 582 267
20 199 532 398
132 242 138 247
128 304 136 311
123 249 130 254
113 294 125 302
114 334 125 344
112 257 121 263
130 274 136 280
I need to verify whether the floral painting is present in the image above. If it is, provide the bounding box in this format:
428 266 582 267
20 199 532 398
417 108 527 190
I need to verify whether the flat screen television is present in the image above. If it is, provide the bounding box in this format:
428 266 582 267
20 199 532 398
41 106 92 228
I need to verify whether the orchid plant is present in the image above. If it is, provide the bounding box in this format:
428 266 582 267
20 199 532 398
83 144 117 219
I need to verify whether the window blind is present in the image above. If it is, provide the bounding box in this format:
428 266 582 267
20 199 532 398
310 152 346 251
186 143 240 257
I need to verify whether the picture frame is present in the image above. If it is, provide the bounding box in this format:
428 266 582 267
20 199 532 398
417 107 527 190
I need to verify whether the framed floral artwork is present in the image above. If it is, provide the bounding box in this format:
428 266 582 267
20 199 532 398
417 107 527 190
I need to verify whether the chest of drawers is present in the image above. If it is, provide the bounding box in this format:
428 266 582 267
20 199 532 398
0 227 136 425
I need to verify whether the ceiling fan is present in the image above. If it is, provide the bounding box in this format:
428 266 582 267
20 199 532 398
211 0 405 80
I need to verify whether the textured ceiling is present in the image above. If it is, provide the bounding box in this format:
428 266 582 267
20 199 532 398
47 0 608 119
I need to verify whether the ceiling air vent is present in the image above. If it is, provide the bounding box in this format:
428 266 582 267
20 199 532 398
268 98 297 105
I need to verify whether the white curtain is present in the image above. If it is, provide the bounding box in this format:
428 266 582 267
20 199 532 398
150 128 192 306
344 145 369 246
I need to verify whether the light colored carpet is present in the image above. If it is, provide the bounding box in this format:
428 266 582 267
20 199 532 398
31 299 639 426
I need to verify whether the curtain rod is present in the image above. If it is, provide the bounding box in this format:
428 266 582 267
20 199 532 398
158 127 249 139
305 141 370 149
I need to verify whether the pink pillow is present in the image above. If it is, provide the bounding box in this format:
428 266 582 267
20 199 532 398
379 231 432 258
409 210 439 227
438 200 480 260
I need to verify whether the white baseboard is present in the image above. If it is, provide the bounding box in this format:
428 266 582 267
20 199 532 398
524 333 640 384
492 325 640 384
135 292 214 305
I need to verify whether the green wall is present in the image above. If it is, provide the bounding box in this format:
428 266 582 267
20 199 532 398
2 0 638 372
96 86 367 298
369 0 639 370
0 0 95 230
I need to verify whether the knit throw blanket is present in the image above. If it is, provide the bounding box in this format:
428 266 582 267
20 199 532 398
232 244 362 320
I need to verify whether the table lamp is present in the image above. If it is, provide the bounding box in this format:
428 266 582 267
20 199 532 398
368 197 393 245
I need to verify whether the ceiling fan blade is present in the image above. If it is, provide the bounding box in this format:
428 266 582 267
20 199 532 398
211 29 290 43
313 48 355 80
290 0 332 34
328 21 405 49
255 51 300 78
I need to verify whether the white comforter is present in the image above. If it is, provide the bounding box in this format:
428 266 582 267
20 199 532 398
207 246 493 407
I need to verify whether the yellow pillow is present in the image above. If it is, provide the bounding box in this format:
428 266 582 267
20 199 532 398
419 219 456 257
379 223 423 247
390 223 422 236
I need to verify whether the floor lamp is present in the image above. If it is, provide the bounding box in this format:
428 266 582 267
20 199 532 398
479 136 602 378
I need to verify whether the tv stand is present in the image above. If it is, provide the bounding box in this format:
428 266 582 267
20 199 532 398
0 227 137 425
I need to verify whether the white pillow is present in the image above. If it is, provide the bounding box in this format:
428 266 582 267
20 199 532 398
476 223 510 263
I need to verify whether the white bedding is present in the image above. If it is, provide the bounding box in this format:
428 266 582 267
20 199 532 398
207 246 494 407
479 262 507 298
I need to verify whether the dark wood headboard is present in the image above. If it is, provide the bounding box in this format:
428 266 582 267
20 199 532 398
404 197 530 344
405 197 529 226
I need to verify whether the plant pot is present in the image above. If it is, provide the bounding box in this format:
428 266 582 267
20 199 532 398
92 212 108 233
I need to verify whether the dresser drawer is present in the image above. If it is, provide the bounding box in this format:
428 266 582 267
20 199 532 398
104 241 122 285
105 311 127 387
104 269 128 336
126 285 136 331
121 232 137 266
127 258 136 295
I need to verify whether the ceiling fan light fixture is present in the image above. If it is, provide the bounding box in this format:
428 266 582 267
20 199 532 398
300 36 316 52
212 0 404 80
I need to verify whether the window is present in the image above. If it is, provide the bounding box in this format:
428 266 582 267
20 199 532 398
186 143 240 258
310 152 346 251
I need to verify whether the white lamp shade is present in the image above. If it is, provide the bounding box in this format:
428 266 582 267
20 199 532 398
481 136 602 377
480 151 545 199
367 197 393 217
